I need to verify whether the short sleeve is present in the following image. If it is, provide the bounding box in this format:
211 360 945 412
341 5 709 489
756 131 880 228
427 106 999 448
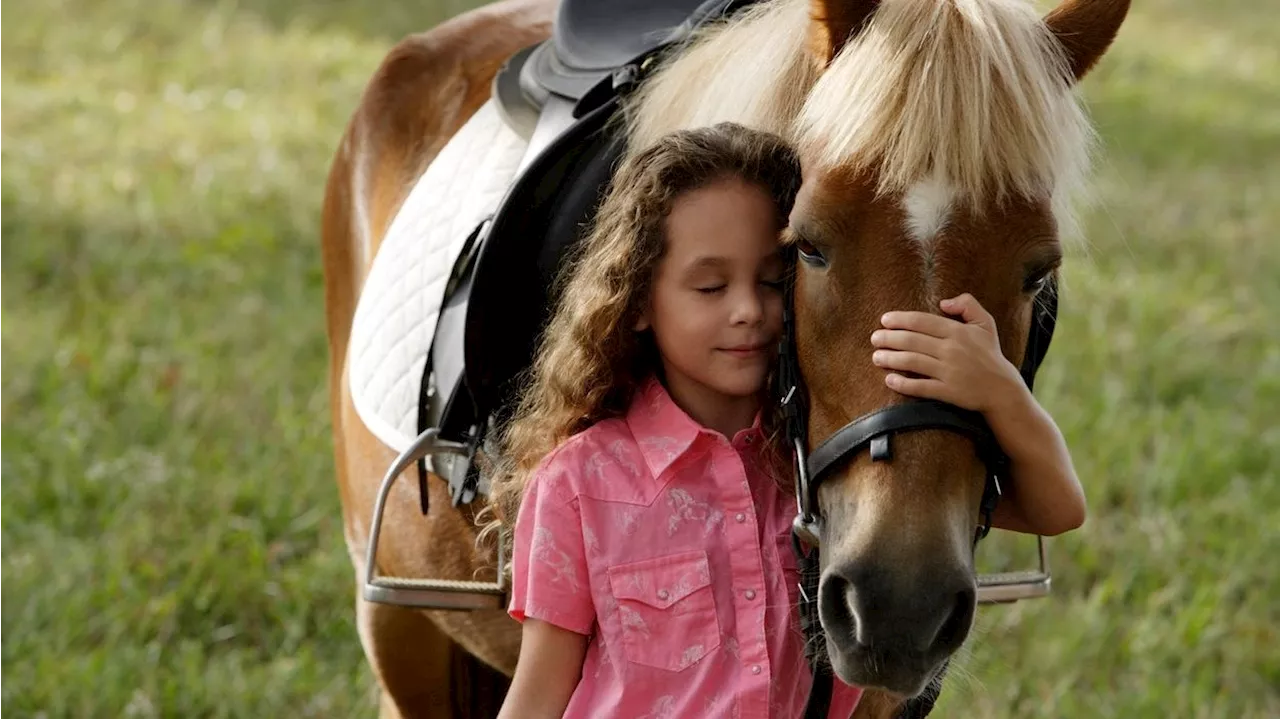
507 457 595 636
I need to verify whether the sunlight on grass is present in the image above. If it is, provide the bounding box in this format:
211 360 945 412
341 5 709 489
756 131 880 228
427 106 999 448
3 0 396 715
3 0 1277 716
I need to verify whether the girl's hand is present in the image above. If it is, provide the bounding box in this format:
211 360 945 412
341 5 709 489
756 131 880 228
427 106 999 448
873 293 1086 536
870 293 1026 415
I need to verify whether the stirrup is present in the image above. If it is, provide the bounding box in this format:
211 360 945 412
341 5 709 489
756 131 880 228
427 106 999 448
362 428 507 610
977 535 1051 604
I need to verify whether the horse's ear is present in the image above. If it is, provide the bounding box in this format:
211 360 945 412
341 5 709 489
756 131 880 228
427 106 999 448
807 0 880 66
1044 0 1131 81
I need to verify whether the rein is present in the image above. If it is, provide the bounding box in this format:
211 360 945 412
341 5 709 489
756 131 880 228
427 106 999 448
777 257 1057 718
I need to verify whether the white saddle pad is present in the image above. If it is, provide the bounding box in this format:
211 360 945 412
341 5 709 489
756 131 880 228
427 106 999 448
347 101 530 453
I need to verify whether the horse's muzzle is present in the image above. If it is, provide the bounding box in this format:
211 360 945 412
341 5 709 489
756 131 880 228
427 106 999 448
818 558 976 696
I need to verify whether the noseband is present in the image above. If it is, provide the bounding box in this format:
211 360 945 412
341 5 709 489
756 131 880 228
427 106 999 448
778 262 1058 719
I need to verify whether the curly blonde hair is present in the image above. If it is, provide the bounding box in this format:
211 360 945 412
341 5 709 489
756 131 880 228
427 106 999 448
485 122 803 534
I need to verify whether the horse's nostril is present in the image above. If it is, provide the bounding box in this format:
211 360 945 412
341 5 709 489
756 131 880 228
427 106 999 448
933 587 976 652
822 560 975 657
817 572 859 649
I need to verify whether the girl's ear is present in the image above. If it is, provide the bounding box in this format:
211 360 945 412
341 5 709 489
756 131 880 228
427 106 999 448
635 282 655 331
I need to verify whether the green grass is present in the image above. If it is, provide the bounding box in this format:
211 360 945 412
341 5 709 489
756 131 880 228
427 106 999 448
2 0 1277 716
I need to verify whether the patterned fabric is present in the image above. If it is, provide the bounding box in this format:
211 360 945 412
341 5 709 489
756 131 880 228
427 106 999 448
509 377 862 718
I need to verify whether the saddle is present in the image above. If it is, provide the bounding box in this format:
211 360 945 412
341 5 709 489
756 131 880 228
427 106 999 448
419 0 755 507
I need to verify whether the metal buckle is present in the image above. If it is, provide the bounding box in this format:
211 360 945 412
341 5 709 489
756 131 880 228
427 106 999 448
792 513 820 549
362 428 507 610
977 535 1051 604
791 435 817 519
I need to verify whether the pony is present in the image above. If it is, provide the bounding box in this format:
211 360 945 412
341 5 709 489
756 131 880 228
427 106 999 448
320 0 1128 716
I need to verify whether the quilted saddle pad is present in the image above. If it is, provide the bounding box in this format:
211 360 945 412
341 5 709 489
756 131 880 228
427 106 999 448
347 100 530 453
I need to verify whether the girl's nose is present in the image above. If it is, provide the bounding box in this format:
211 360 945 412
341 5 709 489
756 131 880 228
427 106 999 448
731 286 764 325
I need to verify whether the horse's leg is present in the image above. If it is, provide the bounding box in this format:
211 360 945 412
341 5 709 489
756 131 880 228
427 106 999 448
322 1 556 716
351 556 509 718
339 385 522 717
354 580 452 716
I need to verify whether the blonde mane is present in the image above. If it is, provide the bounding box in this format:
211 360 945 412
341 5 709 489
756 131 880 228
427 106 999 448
629 0 1095 226
627 0 818 147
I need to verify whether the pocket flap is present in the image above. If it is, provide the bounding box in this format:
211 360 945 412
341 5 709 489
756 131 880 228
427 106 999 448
608 550 712 610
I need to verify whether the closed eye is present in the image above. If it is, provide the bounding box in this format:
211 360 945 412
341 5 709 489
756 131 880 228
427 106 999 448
796 238 828 268
696 285 726 294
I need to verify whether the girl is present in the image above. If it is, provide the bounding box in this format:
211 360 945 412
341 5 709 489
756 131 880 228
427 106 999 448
490 123 1084 718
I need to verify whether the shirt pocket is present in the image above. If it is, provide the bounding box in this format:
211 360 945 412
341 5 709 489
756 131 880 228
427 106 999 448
607 549 721 672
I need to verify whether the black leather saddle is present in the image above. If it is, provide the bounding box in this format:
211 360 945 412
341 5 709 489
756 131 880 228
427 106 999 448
416 0 756 509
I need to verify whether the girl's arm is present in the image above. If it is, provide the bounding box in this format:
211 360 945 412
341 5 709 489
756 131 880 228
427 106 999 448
497 618 589 719
979 380 1084 535
871 293 1086 536
503 455 597 717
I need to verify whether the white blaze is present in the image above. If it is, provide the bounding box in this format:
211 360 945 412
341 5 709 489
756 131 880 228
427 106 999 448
902 173 956 247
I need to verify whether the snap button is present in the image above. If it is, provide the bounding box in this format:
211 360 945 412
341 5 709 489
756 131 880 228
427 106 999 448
657 589 670 601
735 512 746 523
745 589 756 600
751 665 762 675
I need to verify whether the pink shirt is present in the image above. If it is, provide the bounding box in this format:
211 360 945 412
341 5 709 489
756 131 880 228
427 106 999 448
509 378 862 718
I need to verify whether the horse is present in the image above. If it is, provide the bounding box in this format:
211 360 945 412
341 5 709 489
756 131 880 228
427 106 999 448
320 0 1129 716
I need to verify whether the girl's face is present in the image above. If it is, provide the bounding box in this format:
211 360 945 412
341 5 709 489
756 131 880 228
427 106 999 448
640 176 786 410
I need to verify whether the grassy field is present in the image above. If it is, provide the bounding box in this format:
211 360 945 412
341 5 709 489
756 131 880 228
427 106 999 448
2 0 1277 716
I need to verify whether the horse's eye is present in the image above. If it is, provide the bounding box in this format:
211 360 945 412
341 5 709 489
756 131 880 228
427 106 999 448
1023 268 1054 294
797 239 828 268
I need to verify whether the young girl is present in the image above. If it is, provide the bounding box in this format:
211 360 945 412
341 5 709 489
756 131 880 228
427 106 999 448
490 123 1085 718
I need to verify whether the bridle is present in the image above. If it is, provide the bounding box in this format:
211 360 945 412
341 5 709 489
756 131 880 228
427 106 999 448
777 258 1058 719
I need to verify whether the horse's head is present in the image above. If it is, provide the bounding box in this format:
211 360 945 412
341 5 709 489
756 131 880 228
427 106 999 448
791 0 1129 696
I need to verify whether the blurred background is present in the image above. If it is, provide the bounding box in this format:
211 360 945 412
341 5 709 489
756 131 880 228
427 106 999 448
2 0 1276 716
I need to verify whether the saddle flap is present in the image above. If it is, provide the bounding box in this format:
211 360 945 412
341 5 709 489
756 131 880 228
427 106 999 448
463 97 627 419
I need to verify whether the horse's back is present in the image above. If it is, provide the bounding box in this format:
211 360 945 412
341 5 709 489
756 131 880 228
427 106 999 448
323 0 556 362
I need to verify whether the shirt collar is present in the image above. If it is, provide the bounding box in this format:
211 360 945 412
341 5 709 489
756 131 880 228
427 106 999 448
626 376 764 481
